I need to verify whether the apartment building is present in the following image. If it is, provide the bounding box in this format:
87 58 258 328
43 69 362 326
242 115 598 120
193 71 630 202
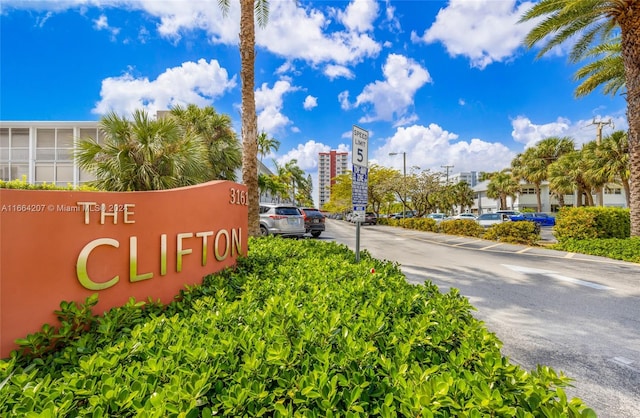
0 121 102 186
318 150 349 208
472 179 627 214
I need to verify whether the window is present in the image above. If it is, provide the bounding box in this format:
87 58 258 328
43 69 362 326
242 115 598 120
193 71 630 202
604 187 622 195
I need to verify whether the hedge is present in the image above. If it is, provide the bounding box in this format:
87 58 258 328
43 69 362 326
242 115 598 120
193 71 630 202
0 238 593 416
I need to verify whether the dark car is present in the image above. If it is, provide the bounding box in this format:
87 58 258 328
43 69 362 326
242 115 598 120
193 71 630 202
363 212 377 225
299 207 326 238
509 212 556 226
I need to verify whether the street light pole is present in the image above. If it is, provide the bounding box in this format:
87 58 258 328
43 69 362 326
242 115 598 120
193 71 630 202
389 152 406 219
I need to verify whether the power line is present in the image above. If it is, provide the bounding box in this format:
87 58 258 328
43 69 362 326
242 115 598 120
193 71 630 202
441 165 454 184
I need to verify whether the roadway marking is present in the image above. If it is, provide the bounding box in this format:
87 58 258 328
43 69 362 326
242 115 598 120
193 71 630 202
516 247 531 254
453 239 482 246
608 357 640 373
564 252 576 259
502 264 613 290
481 243 503 250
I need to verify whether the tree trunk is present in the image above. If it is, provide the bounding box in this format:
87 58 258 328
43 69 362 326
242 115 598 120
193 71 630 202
239 0 260 237
620 6 640 236
535 182 542 212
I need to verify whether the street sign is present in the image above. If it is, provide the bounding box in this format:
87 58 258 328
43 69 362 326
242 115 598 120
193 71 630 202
352 125 368 168
352 164 368 212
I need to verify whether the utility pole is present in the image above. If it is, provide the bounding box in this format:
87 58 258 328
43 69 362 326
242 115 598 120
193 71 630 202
589 119 613 206
441 165 454 185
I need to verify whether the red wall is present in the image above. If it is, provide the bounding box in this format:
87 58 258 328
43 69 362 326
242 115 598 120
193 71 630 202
0 181 248 357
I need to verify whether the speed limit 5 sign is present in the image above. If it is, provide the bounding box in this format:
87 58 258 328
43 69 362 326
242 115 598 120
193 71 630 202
352 125 368 168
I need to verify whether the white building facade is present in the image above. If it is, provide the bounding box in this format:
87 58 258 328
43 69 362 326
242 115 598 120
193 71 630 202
1 121 102 186
472 178 627 214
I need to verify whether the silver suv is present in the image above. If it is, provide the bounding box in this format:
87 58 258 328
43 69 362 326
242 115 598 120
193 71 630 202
259 204 305 238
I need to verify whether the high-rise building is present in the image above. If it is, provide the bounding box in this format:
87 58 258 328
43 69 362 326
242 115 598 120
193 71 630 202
318 150 349 208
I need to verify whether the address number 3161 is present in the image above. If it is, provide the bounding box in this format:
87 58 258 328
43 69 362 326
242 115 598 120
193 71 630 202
229 188 248 205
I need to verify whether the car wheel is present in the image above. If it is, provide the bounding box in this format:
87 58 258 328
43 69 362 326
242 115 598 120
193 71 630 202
260 225 269 236
311 231 321 238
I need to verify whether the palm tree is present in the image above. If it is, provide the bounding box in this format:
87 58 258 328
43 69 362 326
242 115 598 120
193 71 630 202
76 110 209 191
257 131 280 163
486 170 519 210
520 0 640 235
451 181 475 214
170 104 242 181
283 159 309 206
512 148 546 212
586 130 631 206
574 35 625 98
548 150 595 207
219 0 270 237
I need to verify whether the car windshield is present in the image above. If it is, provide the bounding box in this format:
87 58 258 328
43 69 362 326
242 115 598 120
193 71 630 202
303 209 322 216
276 207 301 216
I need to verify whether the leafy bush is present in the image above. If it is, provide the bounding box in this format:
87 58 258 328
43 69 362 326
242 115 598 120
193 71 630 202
0 238 593 416
439 219 484 237
482 222 541 246
552 237 640 263
555 207 629 241
0 176 96 191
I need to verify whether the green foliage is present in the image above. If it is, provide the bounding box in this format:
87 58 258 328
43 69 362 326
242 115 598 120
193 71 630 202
555 207 630 241
0 238 592 416
0 176 97 191
439 219 484 237
482 222 541 246
552 237 640 263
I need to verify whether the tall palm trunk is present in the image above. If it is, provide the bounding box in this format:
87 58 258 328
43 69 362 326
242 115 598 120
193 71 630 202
240 0 260 237
620 5 640 236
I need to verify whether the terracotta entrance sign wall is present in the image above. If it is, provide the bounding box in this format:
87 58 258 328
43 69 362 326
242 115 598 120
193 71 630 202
0 181 248 357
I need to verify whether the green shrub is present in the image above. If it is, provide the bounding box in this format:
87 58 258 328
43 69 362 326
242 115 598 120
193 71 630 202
482 221 541 246
439 219 484 237
0 238 593 416
552 237 640 263
555 207 630 241
0 175 97 191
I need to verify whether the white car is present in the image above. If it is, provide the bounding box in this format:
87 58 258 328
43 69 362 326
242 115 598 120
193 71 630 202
476 212 510 227
450 213 477 220
425 213 447 223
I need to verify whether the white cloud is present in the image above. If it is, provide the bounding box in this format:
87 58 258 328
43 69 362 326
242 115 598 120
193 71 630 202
258 1 382 67
277 140 331 171
334 0 379 33
353 54 431 124
255 80 299 134
92 59 236 116
303 95 318 110
374 124 515 174
511 115 628 148
414 0 537 69
93 14 120 40
324 64 355 80
338 91 351 110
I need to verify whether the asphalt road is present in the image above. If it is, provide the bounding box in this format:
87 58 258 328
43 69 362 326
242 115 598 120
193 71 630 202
321 219 640 418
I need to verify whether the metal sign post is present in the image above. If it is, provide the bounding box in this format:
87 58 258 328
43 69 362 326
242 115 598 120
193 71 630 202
352 125 369 263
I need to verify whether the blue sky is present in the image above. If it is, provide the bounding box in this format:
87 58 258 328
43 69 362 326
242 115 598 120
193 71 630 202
0 0 628 201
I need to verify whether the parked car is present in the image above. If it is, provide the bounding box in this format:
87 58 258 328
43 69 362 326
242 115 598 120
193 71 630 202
509 212 556 226
259 204 305 238
391 210 417 219
496 210 521 217
299 207 326 237
450 212 477 220
476 212 510 227
364 212 377 225
425 213 447 223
